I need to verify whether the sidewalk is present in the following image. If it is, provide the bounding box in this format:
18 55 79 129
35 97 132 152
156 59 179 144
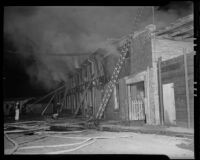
98 121 194 138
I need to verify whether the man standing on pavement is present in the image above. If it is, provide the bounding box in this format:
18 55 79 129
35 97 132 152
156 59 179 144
15 101 20 121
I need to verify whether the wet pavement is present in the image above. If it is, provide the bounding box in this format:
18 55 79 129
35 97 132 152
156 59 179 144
4 129 194 158
4 117 194 158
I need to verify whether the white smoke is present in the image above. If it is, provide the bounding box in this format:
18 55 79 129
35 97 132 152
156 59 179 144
4 4 193 91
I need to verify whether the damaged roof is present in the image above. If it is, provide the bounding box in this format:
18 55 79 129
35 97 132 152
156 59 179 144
154 14 193 41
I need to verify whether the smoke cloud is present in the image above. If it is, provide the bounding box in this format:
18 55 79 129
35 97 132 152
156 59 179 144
4 4 193 91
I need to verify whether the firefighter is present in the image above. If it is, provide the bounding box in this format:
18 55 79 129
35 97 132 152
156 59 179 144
15 101 20 121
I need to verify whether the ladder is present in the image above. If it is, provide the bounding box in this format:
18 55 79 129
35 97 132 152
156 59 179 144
93 36 133 124
90 7 146 125
74 80 93 117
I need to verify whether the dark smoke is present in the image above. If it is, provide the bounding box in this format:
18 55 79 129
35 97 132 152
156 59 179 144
4 4 193 91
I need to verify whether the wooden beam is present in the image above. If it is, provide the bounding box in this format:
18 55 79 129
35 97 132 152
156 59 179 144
157 57 164 125
183 49 191 128
146 66 151 124
41 93 56 116
155 15 193 36
170 26 193 37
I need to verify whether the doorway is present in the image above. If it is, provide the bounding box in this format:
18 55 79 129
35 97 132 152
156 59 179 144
162 83 176 125
128 81 146 121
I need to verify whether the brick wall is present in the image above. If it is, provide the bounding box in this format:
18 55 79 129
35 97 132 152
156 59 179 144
130 31 152 75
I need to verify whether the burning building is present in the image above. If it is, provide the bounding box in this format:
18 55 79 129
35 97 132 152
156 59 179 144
60 14 194 128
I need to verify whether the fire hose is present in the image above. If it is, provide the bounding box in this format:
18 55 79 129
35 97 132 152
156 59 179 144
15 134 134 154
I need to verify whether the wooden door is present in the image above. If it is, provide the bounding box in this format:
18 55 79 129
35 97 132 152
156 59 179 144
163 83 176 125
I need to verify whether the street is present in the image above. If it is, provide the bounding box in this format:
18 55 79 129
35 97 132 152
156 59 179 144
5 129 194 159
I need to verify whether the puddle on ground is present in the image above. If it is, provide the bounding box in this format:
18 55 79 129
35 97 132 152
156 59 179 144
176 139 194 152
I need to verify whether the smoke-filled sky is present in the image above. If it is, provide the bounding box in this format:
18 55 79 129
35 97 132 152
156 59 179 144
3 3 193 97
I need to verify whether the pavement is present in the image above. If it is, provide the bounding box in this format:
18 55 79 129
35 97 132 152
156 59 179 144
4 117 194 157
4 115 194 138
5 130 194 158
97 120 194 138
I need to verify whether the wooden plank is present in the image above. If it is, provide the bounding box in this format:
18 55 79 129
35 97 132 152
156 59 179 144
128 85 131 120
146 66 151 124
174 87 186 95
161 55 184 66
157 57 164 125
162 77 186 86
161 62 183 72
161 65 184 74
162 73 185 82
169 26 193 37
184 49 191 128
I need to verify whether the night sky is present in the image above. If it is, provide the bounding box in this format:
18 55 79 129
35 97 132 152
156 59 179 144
3 3 193 99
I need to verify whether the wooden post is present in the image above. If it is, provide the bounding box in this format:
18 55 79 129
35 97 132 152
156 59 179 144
183 49 191 128
127 85 131 121
146 66 151 124
157 57 164 125
41 93 56 116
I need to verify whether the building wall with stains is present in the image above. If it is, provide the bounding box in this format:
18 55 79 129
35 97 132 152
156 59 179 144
64 22 194 128
160 52 194 128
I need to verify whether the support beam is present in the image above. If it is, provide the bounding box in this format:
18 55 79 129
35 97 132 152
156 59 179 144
170 26 193 37
41 93 56 116
157 57 164 125
146 66 151 124
183 49 191 128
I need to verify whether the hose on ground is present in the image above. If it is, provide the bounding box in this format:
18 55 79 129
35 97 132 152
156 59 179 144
4 126 49 134
47 139 97 154
35 130 87 135
18 136 47 145
16 134 134 154
5 121 46 126
4 133 19 155
18 137 92 150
